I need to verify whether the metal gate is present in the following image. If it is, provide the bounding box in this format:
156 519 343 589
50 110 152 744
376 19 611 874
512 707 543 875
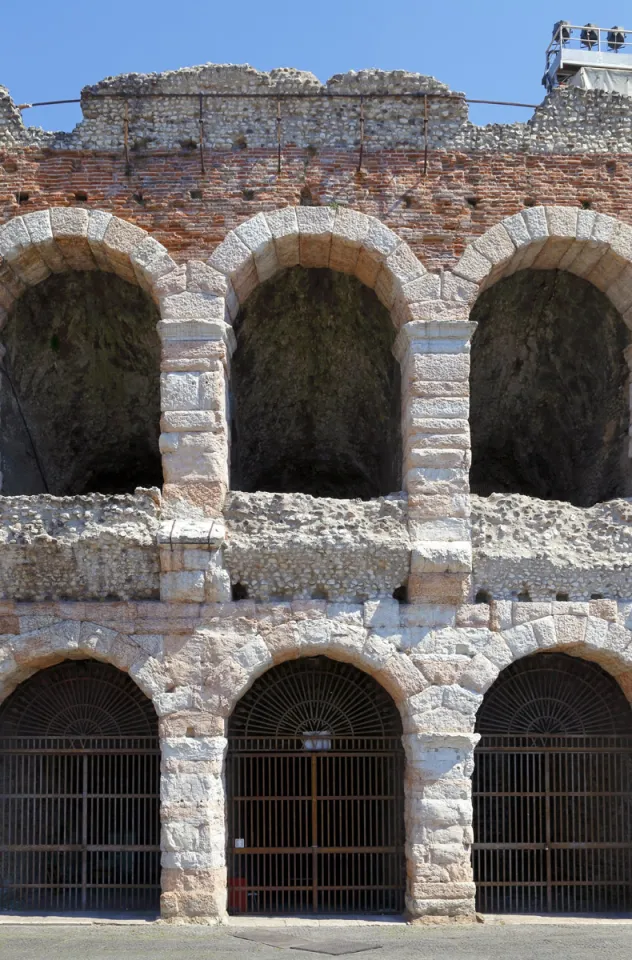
473 653 632 914
0 661 160 914
227 657 405 915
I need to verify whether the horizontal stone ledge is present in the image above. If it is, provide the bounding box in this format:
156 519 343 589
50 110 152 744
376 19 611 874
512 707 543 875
158 519 225 547
394 321 477 361
411 541 472 574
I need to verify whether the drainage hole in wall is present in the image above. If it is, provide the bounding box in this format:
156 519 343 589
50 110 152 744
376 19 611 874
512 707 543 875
232 582 249 601
74 191 88 202
300 185 318 206
517 590 532 602
190 189 203 200
475 589 492 604
466 196 480 209
556 591 570 601
242 188 255 201
16 192 29 204
392 584 408 604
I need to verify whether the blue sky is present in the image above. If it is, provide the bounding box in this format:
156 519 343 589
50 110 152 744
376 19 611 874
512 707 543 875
3 1 631 132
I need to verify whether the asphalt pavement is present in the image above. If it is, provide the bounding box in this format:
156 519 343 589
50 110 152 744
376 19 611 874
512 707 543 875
1 918 632 960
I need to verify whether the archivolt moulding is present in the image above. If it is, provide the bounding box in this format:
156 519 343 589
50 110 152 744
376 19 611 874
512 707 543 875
206 207 437 329
0 207 178 320
449 205 632 326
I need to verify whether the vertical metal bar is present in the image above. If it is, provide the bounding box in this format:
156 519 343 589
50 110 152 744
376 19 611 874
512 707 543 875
423 94 429 177
276 97 282 175
123 101 131 176
199 92 206 177
312 753 318 912
81 753 88 910
357 96 365 172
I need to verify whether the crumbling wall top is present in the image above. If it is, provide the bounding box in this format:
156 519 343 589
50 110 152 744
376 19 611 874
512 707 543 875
2 62 632 154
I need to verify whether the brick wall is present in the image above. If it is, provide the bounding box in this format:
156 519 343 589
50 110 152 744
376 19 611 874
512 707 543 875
1 148 631 269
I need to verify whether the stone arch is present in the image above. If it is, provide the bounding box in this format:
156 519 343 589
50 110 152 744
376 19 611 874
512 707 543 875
0 621 171 711
0 207 178 319
0 208 180 496
205 207 436 328
458 612 632 706
454 206 632 506
203 208 429 500
202 622 427 722
448 206 632 319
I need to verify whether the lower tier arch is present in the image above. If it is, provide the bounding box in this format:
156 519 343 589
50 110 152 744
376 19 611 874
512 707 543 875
0 660 160 915
473 653 632 915
226 656 406 915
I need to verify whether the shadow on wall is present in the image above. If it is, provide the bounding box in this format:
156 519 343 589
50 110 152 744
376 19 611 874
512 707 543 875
230 266 402 500
469 268 632 507
0 271 162 496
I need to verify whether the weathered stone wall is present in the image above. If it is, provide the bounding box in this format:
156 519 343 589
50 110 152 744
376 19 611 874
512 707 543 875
1 270 162 495
470 269 632 505
0 491 160 601
471 493 632 602
230 267 401 498
4 67 632 155
224 491 409 601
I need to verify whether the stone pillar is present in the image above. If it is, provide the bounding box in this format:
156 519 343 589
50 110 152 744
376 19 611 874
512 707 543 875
394 320 477 606
158 286 235 518
403 732 478 920
160 725 228 921
158 519 231 604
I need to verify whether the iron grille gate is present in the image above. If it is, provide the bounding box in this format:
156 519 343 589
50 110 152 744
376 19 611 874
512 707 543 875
227 736 405 914
0 660 161 915
0 737 161 913
473 654 632 915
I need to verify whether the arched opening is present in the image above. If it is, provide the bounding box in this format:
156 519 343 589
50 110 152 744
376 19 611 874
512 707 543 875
1 271 162 495
473 652 632 915
470 269 631 506
0 660 160 915
230 267 401 499
226 656 405 915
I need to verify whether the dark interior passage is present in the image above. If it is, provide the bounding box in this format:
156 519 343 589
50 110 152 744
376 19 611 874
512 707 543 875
230 267 401 499
473 653 632 915
470 269 631 506
227 657 405 915
1 271 162 496
0 660 160 914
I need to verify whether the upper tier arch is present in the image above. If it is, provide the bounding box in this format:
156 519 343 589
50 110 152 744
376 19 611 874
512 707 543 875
206 207 435 328
449 206 632 324
0 208 178 318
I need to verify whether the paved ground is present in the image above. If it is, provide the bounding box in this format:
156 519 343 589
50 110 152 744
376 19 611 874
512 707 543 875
1 920 632 960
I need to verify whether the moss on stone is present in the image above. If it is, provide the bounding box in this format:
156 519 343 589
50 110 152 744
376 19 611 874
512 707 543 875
470 269 631 507
231 267 401 499
1 271 161 496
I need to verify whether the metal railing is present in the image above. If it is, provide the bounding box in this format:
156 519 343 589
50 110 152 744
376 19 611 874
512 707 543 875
546 22 632 75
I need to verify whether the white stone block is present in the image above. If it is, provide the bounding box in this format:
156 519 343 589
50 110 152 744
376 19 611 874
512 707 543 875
161 372 200 411
453 246 490 284
265 207 299 268
521 206 548 240
473 224 515 266
161 571 205 603
411 541 472 574
545 205 578 238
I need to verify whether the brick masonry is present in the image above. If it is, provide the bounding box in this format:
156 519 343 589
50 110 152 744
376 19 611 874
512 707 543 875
1 65 632 922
